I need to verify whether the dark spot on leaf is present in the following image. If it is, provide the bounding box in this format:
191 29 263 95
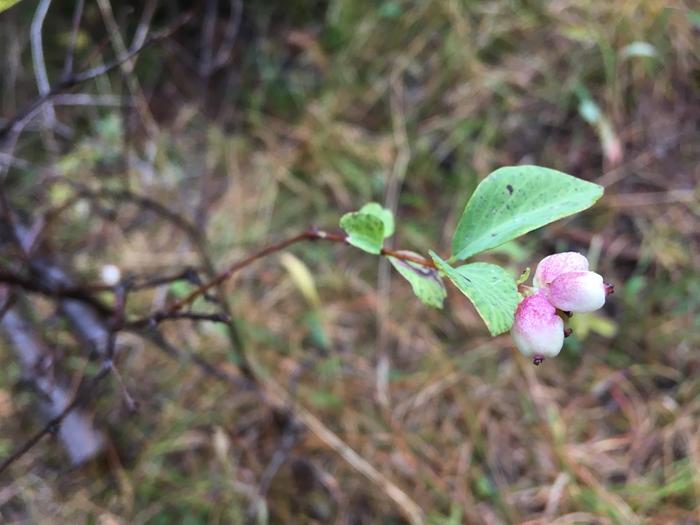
506 184 513 195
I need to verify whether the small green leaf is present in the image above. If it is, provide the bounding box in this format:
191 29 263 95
388 251 447 309
430 251 520 336
516 267 531 285
340 203 394 254
0 0 24 14
340 212 385 254
451 166 604 261
358 202 395 238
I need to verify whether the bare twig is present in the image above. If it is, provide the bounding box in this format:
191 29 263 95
30 0 57 129
0 269 113 317
126 310 231 329
2 223 435 329
0 307 106 474
0 357 111 477
0 5 194 146
133 229 436 328
0 182 28 262
131 0 158 51
212 0 243 70
0 250 132 476
62 0 86 78
95 0 159 137
200 0 218 76
52 93 130 107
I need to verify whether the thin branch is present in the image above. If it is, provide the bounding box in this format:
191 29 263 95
62 0 86 78
0 182 28 262
0 269 113 317
52 94 130 107
126 311 231 329
0 291 16 323
2 223 435 330
143 229 435 324
131 0 158 52
200 0 218 76
0 253 133 476
127 267 204 291
95 0 158 137
30 0 56 127
0 360 112 477
0 6 195 145
68 183 203 244
212 0 243 70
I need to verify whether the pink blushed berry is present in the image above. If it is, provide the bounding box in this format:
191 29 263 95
533 252 589 288
511 292 565 362
513 251 613 363
545 270 607 313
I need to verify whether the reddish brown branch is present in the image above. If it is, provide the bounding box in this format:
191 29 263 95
2 228 437 331
131 229 436 327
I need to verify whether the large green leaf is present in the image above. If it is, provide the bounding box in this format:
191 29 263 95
0 0 23 14
451 166 604 261
430 252 520 336
340 203 394 254
388 251 447 309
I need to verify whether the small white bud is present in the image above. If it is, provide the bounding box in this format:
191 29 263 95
100 264 121 286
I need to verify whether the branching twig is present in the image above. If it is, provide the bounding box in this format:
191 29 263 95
0 255 132 476
2 226 435 328
133 229 436 328
0 360 112 477
0 269 113 317
0 6 195 146
95 0 158 137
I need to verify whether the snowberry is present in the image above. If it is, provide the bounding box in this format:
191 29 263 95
511 292 565 363
512 252 614 364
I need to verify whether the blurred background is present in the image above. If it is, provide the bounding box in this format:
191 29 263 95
0 0 698 523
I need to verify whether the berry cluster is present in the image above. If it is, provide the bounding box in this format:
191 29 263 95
511 252 614 364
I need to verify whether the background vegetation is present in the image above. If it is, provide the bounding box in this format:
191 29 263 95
0 0 698 523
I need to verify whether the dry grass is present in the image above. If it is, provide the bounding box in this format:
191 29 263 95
1 0 699 523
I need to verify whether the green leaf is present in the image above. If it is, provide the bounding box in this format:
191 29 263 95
340 203 394 254
451 166 604 261
340 212 385 254
358 202 395 238
388 251 447 309
430 252 520 336
0 0 24 14
516 267 531 285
